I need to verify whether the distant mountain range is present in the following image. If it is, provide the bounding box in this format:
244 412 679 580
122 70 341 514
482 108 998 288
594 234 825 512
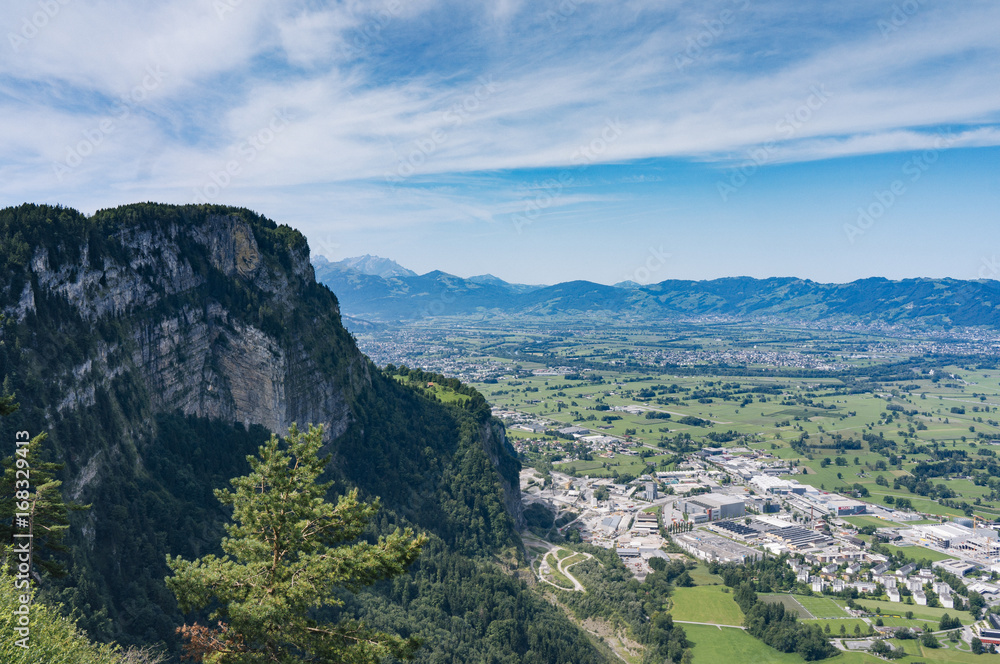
312 256 1000 327
321 254 418 278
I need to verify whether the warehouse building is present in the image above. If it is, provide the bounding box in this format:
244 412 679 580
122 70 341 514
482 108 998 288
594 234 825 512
682 493 745 522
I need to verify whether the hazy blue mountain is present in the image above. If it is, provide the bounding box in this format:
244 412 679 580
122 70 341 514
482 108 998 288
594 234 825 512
312 262 1000 327
314 253 417 278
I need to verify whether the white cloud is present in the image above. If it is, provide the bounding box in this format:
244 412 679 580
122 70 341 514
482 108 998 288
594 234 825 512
2 0 999 225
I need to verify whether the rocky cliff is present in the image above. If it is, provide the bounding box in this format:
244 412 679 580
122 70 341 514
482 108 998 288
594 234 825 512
7 210 363 441
0 203 525 652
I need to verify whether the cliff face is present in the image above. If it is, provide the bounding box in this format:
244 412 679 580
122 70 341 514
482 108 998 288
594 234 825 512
9 212 361 441
0 205 522 635
481 419 525 528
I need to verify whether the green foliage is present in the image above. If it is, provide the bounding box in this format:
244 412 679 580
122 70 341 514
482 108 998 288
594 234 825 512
939 612 962 630
0 432 89 578
0 565 167 664
166 424 426 663
559 546 691 663
720 559 836 661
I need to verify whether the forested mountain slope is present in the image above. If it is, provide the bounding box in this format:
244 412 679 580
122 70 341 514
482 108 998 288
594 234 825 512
0 203 602 662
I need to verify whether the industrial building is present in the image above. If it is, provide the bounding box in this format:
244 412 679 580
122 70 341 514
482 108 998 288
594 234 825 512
682 493 745 521
908 523 998 549
979 614 1000 647
750 476 807 495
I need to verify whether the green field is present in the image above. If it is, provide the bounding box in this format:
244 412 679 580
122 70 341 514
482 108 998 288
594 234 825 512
882 544 956 562
795 595 850 619
759 594 812 619
853 598 972 623
670 586 744 625
685 624 880 664
803 619 872 636
688 563 724 586
841 515 899 529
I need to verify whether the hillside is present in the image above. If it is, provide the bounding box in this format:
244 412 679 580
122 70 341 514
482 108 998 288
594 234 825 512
0 203 604 662
315 259 1000 327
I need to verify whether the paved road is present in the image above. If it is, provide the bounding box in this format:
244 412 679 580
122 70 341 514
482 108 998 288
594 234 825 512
525 535 591 592
556 551 592 591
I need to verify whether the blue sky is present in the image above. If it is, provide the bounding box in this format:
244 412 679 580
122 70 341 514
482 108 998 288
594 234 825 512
2 0 999 285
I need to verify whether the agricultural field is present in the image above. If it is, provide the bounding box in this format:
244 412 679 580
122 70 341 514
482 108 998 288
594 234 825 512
794 595 852 619
669 585 744 625
358 319 1000 663
683 624 881 664
759 594 813 619
454 329 1000 521
687 563 724 586
881 544 956 562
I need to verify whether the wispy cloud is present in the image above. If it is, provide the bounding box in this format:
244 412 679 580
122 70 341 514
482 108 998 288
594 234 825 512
1 0 998 247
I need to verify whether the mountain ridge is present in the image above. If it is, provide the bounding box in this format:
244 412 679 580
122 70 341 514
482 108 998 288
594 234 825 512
312 257 1000 327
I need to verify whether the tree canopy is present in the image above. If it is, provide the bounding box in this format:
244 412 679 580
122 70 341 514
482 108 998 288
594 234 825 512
166 423 427 663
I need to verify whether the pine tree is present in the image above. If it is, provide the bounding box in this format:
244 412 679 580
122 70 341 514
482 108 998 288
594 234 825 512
0 427 88 579
166 423 427 663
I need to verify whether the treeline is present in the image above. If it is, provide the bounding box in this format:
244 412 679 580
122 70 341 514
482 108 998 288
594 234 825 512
352 535 604 663
560 546 691 663
717 558 836 661
386 365 493 420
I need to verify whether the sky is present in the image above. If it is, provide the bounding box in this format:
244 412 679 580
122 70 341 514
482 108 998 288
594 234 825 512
2 0 999 285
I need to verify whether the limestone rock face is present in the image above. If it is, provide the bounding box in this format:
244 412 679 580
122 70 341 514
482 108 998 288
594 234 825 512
14 212 352 441
480 419 525 529
2 204 518 532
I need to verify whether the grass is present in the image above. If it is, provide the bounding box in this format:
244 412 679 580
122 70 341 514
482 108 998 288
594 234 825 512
542 552 574 590
795 595 849 619
853 598 972 623
670 586 744 625
759 594 812 619
803 619 872 636
684 624 881 664
841 515 898 529
882 544 956 562
688 563 724 586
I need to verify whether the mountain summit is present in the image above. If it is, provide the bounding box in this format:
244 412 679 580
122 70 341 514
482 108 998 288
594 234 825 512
314 253 417 278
